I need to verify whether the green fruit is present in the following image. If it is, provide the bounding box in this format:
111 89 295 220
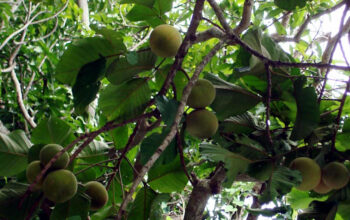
187 79 216 108
289 157 321 191
313 179 332 194
40 144 69 169
43 169 78 203
26 160 43 190
149 24 182 58
84 181 109 210
186 109 218 139
322 162 350 190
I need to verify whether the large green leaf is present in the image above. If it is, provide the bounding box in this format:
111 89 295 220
0 130 31 176
259 166 302 204
149 194 171 220
50 185 90 220
286 188 328 210
55 37 122 85
126 5 158 21
90 25 126 51
205 74 261 120
119 0 155 7
74 56 106 86
201 144 251 187
72 81 100 114
0 182 42 219
31 117 76 147
76 140 110 164
155 95 179 127
336 118 350 151
153 0 174 14
274 0 307 11
148 157 188 193
140 131 177 167
106 50 157 85
91 205 116 220
127 186 157 220
99 78 152 121
220 112 262 135
290 78 320 141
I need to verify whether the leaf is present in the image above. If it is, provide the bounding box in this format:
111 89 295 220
126 5 158 22
91 205 116 220
286 188 328 210
0 182 42 219
31 117 76 147
205 74 261 120
90 26 126 51
72 81 100 114
154 0 174 15
50 185 90 220
274 0 307 11
149 194 171 220
109 125 129 149
259 166 302 204
74 56 106 86
56 37 121 85
27 144 45 163
290 78 320 141
200 144 251 187
106 50 157 85
99 78 151 121
336 118 350 151
140 131 177 167
120 158 134 185
119 0 155 7
127 186 157 220
77 140 110 164
0 130 31 176
148 157 188 193
155 95 179 127
220 112 262 134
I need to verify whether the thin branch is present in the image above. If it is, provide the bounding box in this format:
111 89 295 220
159 0 205 95
176 132 194 185
233 0 253 35
272 1 347 42
116 40 225 220
31 0 69 24
207 0 232 33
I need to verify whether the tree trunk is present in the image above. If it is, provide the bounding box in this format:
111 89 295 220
78 0 90 27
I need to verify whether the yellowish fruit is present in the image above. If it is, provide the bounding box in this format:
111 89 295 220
149 24 182 57
313 179 332 194
40 144 69 169
289 157 321 191
84 181 109 210
26 160 43 190
43 169 77 203
187 79 216 108
322 162 350 190
186 109 218 139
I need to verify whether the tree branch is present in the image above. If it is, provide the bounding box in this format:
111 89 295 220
233 0 253 35
116 40 225 219
78 0 90 27
207 0 232 33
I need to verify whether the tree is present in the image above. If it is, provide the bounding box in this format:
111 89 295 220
1 0 350 219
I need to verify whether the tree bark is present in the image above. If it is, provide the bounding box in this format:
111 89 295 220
184 166 226 220
78 0 90 27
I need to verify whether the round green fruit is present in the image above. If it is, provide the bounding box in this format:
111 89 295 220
187 79 216 108
84 181 109 210
289 157 321 191
26 160 43 190
313 179 332 194
149 24 182 58
186 109 218 139
40 144 69 169
322 162 350 190
43 169 78 203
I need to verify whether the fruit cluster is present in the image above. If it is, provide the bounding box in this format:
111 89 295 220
289 157 350 193
26 144 108 210
185 79 218 139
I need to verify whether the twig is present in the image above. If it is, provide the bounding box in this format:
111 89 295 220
233 0 253 35
318 5 350 102
264 63 273 149
116 40 225 220
207 0 232 33
176 132 193 185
